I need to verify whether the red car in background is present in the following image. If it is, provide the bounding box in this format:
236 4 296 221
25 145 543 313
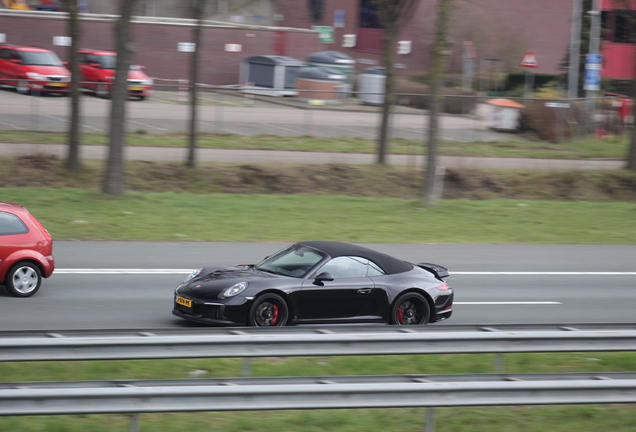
78 48 153 100
0 44 70 95
0 202 55 297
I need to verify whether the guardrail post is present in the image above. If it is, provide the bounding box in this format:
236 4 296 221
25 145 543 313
129 413 140 432
242 358 252 377
424 407 436 432
495 353 505 373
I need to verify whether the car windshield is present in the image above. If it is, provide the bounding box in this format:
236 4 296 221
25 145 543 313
20 51 63 66
95 55 140 71
256 244 326 278
96 55 117 69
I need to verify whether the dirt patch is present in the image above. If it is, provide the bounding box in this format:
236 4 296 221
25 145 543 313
1 154 636 201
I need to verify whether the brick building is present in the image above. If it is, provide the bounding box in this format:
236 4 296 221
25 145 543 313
0 1 584 86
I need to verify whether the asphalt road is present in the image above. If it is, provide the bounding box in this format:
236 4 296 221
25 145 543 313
0 87 512 142
1 242 634 331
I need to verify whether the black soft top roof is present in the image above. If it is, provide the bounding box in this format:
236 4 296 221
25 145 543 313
298 241 413 275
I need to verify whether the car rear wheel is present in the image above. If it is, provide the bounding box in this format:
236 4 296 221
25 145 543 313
248 293 289 327
4 262 42 297
391 292 430 325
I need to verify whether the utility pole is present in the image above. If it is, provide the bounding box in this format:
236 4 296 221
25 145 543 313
585 0 601 113
568 0 582 99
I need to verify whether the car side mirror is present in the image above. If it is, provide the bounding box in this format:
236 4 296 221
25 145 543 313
10 59 22 64
314 272 334 285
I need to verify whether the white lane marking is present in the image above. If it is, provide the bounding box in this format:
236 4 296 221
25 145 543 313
452 272 636 275
54 269 636 276
454 301 562 305
55 269 194 274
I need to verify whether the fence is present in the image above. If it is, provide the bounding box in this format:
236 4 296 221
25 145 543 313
0 79 628 144
1 327 635 431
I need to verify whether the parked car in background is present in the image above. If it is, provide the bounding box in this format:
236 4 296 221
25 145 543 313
0 44 70 95
0 202 55 297
77 48 153 100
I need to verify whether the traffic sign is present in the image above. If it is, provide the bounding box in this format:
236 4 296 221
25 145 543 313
313 26 334 44
584 53 602 91
519 50 539 68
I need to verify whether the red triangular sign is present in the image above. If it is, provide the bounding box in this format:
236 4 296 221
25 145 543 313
520 50 539 68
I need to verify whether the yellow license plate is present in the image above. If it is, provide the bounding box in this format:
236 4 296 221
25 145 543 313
49 83 67 87
128 86 142 90
176 296 192 308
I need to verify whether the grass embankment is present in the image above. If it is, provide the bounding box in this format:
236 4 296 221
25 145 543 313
0 130 630 159
1 188 635 243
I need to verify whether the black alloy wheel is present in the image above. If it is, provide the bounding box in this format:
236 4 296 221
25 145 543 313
391 292 430 325
248 293 289 327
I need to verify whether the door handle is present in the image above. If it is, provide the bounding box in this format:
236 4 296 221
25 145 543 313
357 289 372 294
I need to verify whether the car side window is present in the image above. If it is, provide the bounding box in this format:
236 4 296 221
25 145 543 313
319 256 369 279
367 260 385 276
0 212 29 236
0 49 9 60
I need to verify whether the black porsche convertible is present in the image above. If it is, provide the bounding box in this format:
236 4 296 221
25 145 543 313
173 241 453 327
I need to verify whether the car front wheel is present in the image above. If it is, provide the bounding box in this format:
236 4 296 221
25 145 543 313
391 292 430 325
96 83 110 98
4 262 42 297
248 293 289 327
17 80 30 95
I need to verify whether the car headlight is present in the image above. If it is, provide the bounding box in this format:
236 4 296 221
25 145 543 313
141 78 153 86
184 268 202 283
222 281 248 298
26 72 46 80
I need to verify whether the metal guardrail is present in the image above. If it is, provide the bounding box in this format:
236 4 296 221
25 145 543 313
1 327 636 362
2 373 636 415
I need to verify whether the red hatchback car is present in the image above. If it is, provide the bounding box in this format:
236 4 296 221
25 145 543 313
0 202 55 297
0 44 71 95
78 48 153 100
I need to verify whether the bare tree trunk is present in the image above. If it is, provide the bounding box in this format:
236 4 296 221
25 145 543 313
377 28 396 165
374 0 419 165
187 0 206 169
627 75 636 169
424 0 453 203
103 0 138 196
65 0 81 172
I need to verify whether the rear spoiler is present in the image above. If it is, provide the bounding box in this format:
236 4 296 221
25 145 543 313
416 262 449 279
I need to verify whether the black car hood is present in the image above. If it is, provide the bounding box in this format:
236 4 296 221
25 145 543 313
178 265 286 300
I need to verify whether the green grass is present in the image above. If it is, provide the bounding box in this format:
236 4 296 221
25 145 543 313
0 130 630 159
2 188 635 243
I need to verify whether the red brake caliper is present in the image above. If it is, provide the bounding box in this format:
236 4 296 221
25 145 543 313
397 308 404 324
271 304 279 325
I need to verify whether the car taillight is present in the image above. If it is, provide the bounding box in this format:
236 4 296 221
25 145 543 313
436 282 451 291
